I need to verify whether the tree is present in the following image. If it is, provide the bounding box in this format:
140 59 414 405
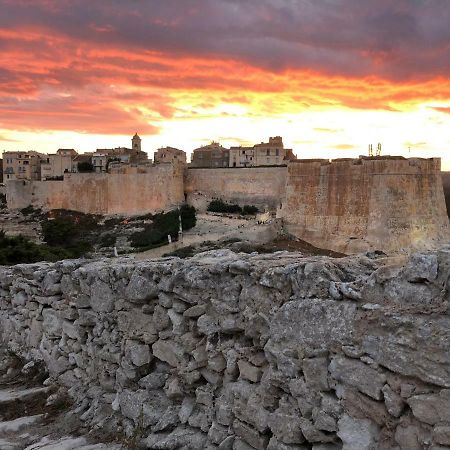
77 161 94 173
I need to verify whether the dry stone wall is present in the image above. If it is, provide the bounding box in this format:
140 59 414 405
1 248 450 449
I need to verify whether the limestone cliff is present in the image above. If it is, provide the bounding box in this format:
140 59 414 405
0 249 450 449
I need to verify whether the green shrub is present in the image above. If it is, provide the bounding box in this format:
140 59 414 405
100 233 117 247
130 205 197 249
242 205 259 215
180 204 197 230
0 232 69 265
207 199 242 214
77 161 94 173
20 206 38 216
207 199 259 215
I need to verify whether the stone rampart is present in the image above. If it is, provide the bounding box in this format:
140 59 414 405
185 167 286 211
443 171 450 217
1 249 450 449
6 163 184 216
281 157 449 254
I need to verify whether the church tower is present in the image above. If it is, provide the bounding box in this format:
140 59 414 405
132 133 141 153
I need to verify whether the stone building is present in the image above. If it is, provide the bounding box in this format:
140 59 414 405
72 153 94 172
93 134 148 173
154 146 186 164
3 151 44 181
229 136 296 167
191 142 230 168
41 149 78 180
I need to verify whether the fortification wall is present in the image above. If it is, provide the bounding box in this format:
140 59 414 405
1 249 450 449
6 164 184 215
281 157 449 253
185 167 286 211
443 171 450 217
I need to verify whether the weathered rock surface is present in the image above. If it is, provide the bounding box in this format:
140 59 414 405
0 247 449 449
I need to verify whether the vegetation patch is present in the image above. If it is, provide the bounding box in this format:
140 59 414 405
0 232 74 265
207 198 259 215
130 205 196 249
0 193 6 210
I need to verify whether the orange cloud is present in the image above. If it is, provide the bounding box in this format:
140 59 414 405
1 27 450 135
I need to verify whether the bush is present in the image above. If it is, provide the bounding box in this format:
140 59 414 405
242 205 259 215
207 199 259 215
0 231 72 265
130 205 196 249
100 233 117 247
0 193 6 210
207 199 242 214
77 161 94 173
40 210 98 257
20 206 38 216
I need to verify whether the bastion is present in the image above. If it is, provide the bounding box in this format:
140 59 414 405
280 156 449 254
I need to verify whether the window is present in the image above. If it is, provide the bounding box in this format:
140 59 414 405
275 149 279 156
266 149 270 156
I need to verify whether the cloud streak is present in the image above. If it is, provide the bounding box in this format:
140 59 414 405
0 0 450 136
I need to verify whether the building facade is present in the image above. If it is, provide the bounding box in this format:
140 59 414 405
230 137 296 167
154 147 187 164
191 142 230 168
93 134 148 173
3 151 44 181
41 149 78 180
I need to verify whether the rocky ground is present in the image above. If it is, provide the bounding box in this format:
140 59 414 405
0 349 123 449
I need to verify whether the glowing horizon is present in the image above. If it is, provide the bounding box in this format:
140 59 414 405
0 1 449 170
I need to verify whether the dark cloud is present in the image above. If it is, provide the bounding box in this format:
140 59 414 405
1 0 450 80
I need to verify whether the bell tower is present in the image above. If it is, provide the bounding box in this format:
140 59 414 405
132 133 141 153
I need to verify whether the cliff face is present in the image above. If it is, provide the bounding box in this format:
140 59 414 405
1 249 450 449
281 158 449 254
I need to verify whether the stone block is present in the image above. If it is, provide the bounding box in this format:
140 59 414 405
303 357 329 391
407 390 450 425
329 356 386 400
238 360 262 383
152 339 185 368
233 420 269 450
337 415 379 450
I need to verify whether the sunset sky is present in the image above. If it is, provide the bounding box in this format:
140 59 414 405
0 0 449 169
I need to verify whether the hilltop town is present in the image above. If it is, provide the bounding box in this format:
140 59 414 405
1 134 296 182
1 133 449 256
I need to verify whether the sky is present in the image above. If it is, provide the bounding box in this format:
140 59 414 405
0 0 449 169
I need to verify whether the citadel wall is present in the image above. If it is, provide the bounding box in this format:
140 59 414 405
6 163 184 216
1 250 449 449
5 158 449 253
442 171 450 217
185 166 286 211
280 157 449 253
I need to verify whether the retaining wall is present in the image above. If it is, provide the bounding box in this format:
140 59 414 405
1 249 450 448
